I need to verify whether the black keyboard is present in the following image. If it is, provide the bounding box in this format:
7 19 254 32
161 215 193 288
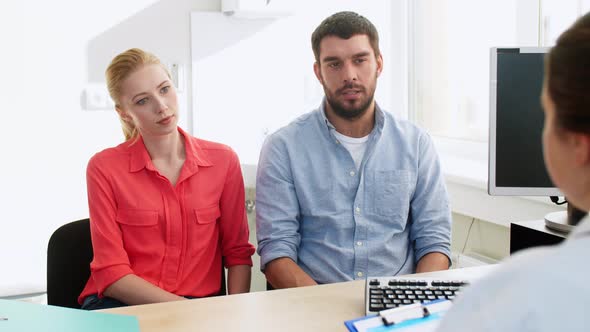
365 277 469 314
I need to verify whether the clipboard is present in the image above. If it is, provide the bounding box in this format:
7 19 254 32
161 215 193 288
0 299 139 332
344 300 452 332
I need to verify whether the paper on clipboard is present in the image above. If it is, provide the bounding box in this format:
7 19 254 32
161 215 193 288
345 300 452 332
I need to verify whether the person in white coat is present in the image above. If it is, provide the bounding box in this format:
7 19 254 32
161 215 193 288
437 12 590 332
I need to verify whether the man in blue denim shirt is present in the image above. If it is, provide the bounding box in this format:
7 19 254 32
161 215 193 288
256 11 451 289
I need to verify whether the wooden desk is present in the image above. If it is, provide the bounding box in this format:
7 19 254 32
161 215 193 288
104 266 495 332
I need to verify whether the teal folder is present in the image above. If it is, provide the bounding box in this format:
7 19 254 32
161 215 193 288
0 299 139 332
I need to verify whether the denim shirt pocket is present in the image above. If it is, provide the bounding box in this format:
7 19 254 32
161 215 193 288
372 170 414 218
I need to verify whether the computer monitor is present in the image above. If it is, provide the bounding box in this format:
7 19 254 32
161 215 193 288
487 47 583 232
488 47 560 196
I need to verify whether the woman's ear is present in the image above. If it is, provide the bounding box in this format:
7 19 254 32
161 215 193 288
572 133 590 166
116 106 132 122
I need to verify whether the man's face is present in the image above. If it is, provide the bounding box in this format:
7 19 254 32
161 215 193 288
314 34 383 120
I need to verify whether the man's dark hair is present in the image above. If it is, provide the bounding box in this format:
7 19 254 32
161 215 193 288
547 12 590 134
311 11 380 63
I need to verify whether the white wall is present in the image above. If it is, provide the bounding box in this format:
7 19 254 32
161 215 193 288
0 0 219 297
191 1 401 165
451 213 510 262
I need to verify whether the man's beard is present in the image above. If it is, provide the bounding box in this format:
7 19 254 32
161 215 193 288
324 82 376 120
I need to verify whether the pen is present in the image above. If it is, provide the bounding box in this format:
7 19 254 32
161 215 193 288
0 317 7 321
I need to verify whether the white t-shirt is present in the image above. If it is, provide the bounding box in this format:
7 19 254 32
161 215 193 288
332 130 370 170
436 215 590 332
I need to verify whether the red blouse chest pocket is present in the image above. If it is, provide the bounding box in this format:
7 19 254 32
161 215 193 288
115 209 161 253
194 205 221 224
190 205 221 255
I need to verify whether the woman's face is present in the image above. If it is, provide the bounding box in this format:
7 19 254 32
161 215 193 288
117 64 179 138
541 81 580 204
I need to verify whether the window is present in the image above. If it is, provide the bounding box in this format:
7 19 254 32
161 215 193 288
410 0 529 142
410 0 590 143
541 0 590 46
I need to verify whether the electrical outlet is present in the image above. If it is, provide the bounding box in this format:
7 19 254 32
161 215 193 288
170 63 185 93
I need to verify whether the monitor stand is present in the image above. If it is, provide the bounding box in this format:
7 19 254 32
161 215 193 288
544 201 586 234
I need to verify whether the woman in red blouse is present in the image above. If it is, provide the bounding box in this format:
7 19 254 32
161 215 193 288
79 48 255 309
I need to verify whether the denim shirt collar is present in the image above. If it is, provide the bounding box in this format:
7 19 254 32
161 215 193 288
315 98 385 143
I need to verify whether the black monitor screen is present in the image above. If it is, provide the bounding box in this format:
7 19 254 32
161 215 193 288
493 49 556 191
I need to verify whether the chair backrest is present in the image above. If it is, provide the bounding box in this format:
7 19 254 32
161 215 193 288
219 265 227 296
47 218 227 308
47 218 93 308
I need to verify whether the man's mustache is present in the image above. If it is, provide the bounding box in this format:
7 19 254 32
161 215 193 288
337 83 364 94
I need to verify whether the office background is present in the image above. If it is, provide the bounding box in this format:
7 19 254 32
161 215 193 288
1 0 586 302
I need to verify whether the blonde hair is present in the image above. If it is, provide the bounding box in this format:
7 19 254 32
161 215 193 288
105 48 170 141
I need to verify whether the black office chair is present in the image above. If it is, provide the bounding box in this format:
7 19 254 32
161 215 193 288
47 218 93 308
47 218 227 308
